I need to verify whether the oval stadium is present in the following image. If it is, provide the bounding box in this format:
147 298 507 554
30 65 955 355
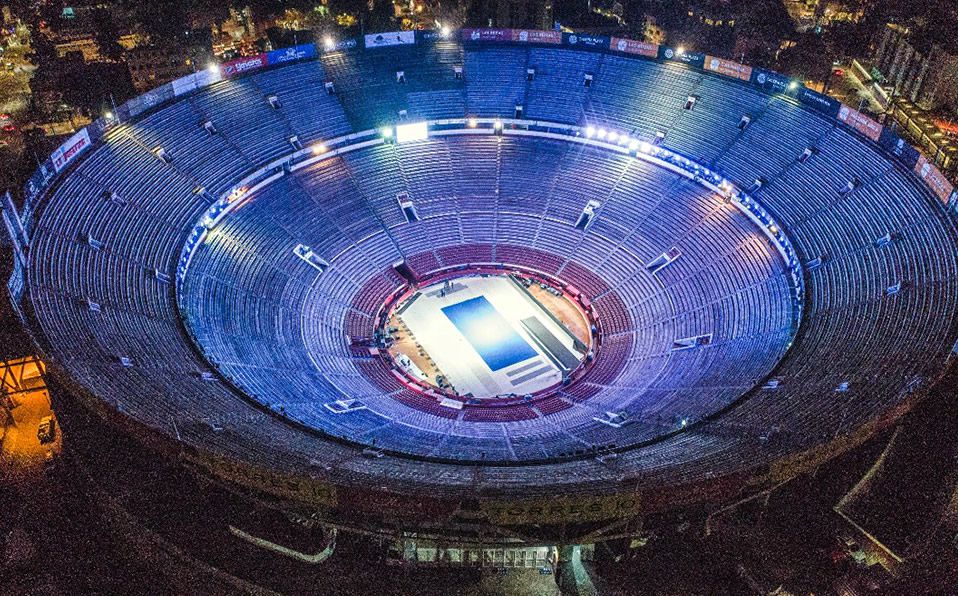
4 26 958 594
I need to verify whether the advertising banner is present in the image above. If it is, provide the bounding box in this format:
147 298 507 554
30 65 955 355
480 492 641 524
337 486 459 521
704 55 752 81
751 68 792 94
879 128 921 169
563 32 611 50
185 452 337 507
1 191 28 252
512 29 562 44
417 30 443 43
797 87 841 118
24 164 54 206
837 104 882 142
658 46 705 68
266 42 317 65
610 37 658 58
462 28 513 42
914 156 955 204
51 128 92 173
364 30 416 49
325 38 358 52
220 53 268 78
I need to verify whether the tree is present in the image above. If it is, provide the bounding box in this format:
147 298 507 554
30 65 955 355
93 9 125 61
777 32 832 83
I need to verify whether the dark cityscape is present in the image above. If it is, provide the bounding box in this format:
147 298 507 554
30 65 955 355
1 0 957 594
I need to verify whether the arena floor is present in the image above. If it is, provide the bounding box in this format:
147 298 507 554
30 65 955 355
392 275 586 397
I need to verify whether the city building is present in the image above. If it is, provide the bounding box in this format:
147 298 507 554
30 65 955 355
873 22 958 115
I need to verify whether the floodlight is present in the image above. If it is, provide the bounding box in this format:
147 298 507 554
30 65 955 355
395 121 429 143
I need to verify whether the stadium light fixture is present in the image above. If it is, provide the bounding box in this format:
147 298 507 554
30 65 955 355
676 46 686 56
396 121 429 143
467 117 478 128
787 80 799 91
324 36 335 51
104 111 114 121
628 139 640 151
585 125 596 138
596 128 607 140
607 131 619 143
312 143 328 155
639 141 652 153
206 63 219 74
493 119 503 130
380 126 394 139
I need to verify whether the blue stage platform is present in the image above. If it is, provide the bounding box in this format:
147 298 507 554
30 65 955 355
442 296 538 371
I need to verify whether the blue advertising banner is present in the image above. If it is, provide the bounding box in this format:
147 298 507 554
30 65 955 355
562 33 611 50
751 68 792 94
797 87 841 118
879 128 921 169
266 43 318 66
324 38 358 52
658 46 705 68
417 30 443 43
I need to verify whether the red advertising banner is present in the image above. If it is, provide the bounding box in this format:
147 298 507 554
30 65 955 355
461 28 513 42
837 105 882 142
914 155 956 204
512 29 562 44
610 37 659 58
704 55 753 81
220 53 268 78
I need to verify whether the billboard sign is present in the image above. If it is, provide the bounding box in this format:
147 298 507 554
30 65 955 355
364 30 415 49
512 29 562 44
751 68 792 94
610 37 658 58
797 87 841 118
220 53 268 78
659 46 705 67
563 33 611 50
462 28 513 42
837 104 882 142
266 43 317 66
324 38 358 53
914 156 955 204
1 191 28 254
51 128 91 173
704 55 752 81
879 128 921 169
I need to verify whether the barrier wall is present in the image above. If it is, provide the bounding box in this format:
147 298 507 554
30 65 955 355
19 29 957 241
